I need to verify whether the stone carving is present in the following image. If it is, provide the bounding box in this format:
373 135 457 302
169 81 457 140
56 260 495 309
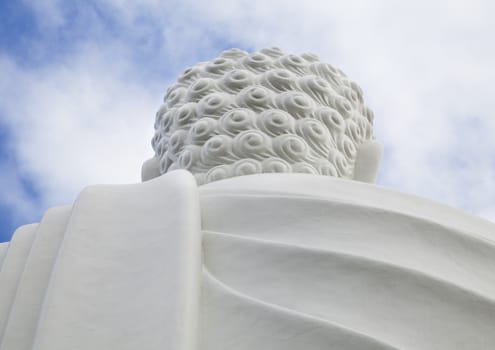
149 47 376 184
2 48 495 350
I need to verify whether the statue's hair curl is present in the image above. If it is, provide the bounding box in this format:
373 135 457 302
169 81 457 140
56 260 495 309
151 47 375 184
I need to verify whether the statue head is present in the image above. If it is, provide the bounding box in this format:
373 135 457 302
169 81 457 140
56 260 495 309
142 47 382 184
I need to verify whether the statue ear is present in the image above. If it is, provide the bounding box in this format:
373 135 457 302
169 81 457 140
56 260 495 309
353 140 383 183
141 157 161 182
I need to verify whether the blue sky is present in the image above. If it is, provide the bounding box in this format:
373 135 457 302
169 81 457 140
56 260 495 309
1 0 495 242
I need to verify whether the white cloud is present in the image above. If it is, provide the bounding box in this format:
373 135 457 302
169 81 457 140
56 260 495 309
21 0 65 28
90 0 495 221
0 45 161 208
1 0 494 224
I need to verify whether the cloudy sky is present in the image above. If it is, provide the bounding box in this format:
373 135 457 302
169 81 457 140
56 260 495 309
1 0 494 242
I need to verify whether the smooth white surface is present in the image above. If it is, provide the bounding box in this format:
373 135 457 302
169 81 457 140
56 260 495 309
200 268 397 350
200 173 495 243
141 156 160 182
0 206 71 350
353 139 383 183
146 48 380 184
199 173 495 349
0 172 494 349
0 243 8 272
0 224 37 342
32 170 202 350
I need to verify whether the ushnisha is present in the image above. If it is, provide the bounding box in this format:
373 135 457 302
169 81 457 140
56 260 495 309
142 47 382 184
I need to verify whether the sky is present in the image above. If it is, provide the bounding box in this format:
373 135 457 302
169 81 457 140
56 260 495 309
0 0 494 242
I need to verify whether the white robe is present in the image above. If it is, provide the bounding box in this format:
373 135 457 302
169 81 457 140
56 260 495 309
1 170 495 350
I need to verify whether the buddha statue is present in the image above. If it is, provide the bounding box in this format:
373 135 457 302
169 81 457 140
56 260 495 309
1 48 494 350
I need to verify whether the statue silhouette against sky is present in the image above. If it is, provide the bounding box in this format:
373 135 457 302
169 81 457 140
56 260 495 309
1 48 494 350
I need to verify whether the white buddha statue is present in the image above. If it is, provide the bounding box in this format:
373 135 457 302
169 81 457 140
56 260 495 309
1 48 495 350
142 47 382 184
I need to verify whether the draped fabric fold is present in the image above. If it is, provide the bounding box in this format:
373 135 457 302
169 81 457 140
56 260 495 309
1 173 495 350
199 174 495 350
